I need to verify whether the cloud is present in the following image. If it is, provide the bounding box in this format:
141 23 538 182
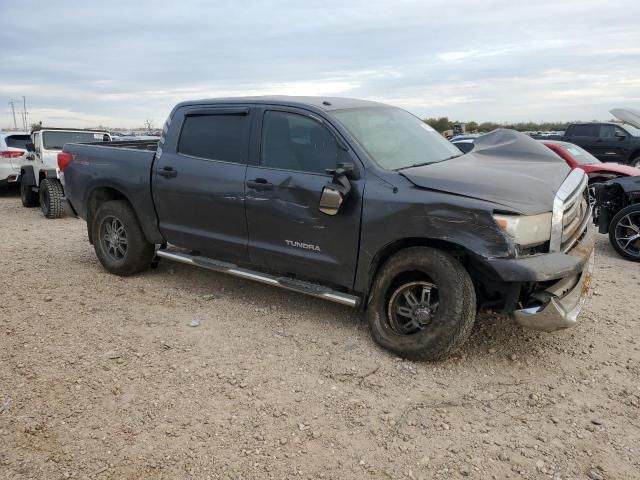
1 0 639 128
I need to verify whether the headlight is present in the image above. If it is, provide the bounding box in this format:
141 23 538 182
493 212 552 247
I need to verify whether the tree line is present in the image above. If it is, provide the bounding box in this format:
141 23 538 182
424 117 575 134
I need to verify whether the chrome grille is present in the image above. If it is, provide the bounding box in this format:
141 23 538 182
550 170 589 253
561 189 588 245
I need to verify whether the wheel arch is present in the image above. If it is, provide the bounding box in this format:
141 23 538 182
85 187 136 245
362 237 476 305
629 148 640 165
20 165 36 187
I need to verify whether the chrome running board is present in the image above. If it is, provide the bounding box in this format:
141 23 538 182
155 249 360 308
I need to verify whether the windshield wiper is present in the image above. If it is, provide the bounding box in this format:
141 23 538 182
396 154 462 171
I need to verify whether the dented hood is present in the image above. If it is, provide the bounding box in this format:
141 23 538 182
610 108 640 129
400 129 571 215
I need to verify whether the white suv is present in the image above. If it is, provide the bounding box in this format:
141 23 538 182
0 132 30 187
21 128 111 218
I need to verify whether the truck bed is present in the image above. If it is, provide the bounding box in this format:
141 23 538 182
81 139 160 151
63 141 164 244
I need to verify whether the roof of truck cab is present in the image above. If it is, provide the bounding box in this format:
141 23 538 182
174 96 388 112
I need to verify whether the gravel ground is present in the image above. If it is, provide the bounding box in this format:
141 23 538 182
0 187 639 480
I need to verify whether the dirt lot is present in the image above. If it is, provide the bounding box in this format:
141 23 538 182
0 188 639 480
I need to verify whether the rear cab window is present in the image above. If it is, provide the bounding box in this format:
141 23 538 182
4 134 31 150
177 112 250 164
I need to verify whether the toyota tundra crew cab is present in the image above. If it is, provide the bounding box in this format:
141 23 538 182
61 97 595 360
20 128 111 218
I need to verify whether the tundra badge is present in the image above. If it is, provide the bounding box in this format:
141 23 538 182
285 240 321 252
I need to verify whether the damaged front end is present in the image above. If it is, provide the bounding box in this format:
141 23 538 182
512 225 594 331
511 170 594 331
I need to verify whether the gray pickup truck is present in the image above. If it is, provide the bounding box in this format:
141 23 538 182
62 96 594 360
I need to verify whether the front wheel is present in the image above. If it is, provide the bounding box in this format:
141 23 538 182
366 247 476 361
631 156 640 169
608 204 640 261
92 200 155 275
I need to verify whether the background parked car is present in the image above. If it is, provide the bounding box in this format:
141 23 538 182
0 131 30 187
20 128 111 218
593 176 640 261
562 109 640 167
542 140 640 184
450 134 480 153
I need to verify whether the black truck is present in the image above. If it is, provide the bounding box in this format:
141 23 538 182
562 108 640 168
61 96 595 360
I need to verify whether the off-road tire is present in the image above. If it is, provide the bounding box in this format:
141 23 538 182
39 178 64 218
608 203 640 262
21 180 39 208
366 247 476 361
92 200 155 276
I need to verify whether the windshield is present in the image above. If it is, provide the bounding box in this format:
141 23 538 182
42 131 110 150
562 143 601 165
333 107 462 170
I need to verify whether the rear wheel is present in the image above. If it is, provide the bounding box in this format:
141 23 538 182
366 247 476 361
39 178 64 218
92 200 155 275
608 204 640 261
21 179 39 208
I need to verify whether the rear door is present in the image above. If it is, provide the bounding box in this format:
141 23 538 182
245 107 364 289
565 124 600 156
152 106 252 263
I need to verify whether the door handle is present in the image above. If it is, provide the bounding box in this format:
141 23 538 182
246 178 273 190
158 166 177 178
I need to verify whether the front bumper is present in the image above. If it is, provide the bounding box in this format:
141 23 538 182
511 250 594 331
507 220 595 332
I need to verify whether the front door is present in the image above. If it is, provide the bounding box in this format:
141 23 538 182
152 106 252 263
591 124 629 163
245 108 363 289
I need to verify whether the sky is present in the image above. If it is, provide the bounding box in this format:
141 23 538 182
1 0 640 129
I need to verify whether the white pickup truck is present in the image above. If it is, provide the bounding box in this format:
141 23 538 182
21 128 111 218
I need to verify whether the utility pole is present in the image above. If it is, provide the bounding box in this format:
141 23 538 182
22 96 28 131
8 100 17 129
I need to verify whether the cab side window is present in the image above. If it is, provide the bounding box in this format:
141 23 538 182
178 114 249 164
573 125 599 137
261 111 341 175
600 125 616 137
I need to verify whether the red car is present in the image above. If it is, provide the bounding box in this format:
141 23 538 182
542 140 640 183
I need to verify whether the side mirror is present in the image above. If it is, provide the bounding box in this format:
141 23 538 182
319 163 353 216
25 142 36 152
615 133 626 140
326 162 355 179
